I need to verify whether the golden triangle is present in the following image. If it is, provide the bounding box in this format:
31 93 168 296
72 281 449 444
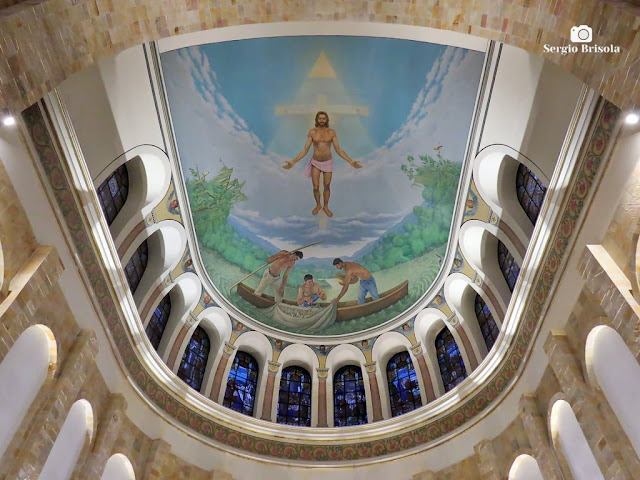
308 51 337 78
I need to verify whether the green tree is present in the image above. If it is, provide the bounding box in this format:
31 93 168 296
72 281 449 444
361 153 461 271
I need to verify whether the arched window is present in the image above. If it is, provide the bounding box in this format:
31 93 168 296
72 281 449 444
97 164 129 226
516 164 547 225
124 240 148 295
277 366 312 427
435 327 467 392
101 454 135 480
497 240 520 292
333 365 367 426
40 399 93 480
177 326 210 392
508 454 544 480
223 351 259 416
386 351 422 417
587 326 640 457
145 294 171 350
551 400 605 480
0 325 56 457
475 293 499 351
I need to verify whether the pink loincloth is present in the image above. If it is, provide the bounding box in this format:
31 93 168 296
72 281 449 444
304 156 334 178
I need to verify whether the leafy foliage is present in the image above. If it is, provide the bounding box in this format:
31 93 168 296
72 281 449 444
188 164 331 286
187 164 268 271
187 165 247 224
360 154 461 271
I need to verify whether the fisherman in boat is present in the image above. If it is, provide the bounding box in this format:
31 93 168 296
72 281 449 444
254 250 303 303
331 258 379 305
297 274 327 307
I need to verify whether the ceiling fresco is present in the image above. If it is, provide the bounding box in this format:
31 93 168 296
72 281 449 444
161 36 485 335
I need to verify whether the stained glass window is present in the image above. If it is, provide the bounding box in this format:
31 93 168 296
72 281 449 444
277 366 312 427
124 240 148 295
516 164 547 225
177 326 210 392
435 327 467 392
475 293 500 352
97 164 129 226
223 351 259 416
333 365 367 426
145 294 171 350
497 240 520 293
386 351 422 417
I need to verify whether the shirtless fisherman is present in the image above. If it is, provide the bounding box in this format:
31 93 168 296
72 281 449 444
283 111 362 217
297 274 327 307
254 250 303 303
331 258 379 305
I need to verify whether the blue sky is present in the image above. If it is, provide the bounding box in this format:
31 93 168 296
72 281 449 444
160 38 485 258
190 36 446 155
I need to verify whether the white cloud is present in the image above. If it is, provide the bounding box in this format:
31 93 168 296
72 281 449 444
162 44 483 259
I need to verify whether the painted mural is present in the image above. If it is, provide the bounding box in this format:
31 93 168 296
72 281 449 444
161 36 485 335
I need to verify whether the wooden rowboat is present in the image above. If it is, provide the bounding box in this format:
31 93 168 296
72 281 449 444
236 280 409 322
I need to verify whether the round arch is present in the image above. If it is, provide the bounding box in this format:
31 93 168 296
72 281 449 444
585 325 640 457
154 272 202 358
274 344 319 426
508 454 544 480
459 220 522 315
220 331 273 418
0 324 57 457
102 453 136 480
93 148 172 250
325 344 371 426
473 145 549 245
120 220 187 309
549 399 604 480
372 331 424 419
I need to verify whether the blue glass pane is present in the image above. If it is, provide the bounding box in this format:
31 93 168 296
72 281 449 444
497 240 520 292
475 293 499 351
435 327 467 392
177 327 210 391
145 294 171 350
223 351 259 416
334 365 367 426
387 351 422 417
124 240 148 295
277 366 312 426
96 163 129 226
516 164 547 225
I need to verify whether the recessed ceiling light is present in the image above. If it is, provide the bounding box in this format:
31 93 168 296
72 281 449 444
625 112 640 125
2 114 15 126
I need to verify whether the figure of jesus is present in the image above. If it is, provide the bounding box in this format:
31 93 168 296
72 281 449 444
283 111 361 217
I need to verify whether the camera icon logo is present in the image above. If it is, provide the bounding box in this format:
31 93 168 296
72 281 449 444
571 25 593 43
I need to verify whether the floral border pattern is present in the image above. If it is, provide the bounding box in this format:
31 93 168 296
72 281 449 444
21 99 619 461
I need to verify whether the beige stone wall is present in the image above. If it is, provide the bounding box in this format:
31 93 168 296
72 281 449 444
0 159 37 288
3 82 640 480
0 0 639 117
0 143 234 479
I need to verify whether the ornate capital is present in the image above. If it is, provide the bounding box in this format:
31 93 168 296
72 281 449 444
185 311 198 327
410 342 423 357
316 367 330 380
146 211 156 226
222 341 237 356
267 360 281 374
364 361 377 374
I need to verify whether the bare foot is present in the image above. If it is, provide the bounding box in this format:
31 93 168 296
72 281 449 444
323 206 333 217
312 205 322 215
